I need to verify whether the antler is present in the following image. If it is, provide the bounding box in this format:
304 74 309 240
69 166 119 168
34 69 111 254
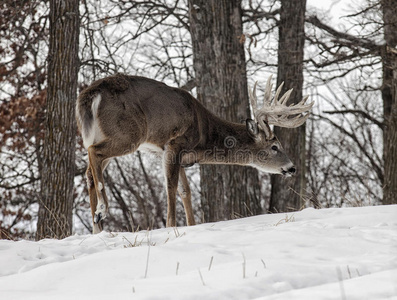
249 75 314 129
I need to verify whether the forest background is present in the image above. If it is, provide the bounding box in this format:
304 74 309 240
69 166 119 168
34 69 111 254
0 0 396 240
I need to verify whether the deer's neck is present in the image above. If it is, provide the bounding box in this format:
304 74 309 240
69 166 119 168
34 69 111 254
196 116 255 165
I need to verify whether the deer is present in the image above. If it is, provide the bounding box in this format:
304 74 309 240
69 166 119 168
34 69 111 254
76 73 313 234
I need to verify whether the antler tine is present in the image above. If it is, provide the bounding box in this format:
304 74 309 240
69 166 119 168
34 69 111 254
252 77 314 129
279 87 292 105
268 112 311 128
272 82 285 106
249 81 258 116
263 75 273 105
293 95 310 106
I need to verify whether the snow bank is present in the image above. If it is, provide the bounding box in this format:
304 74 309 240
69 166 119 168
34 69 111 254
1 205 396 299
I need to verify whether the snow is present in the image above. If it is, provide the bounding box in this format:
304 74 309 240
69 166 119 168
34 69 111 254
1 206 396 300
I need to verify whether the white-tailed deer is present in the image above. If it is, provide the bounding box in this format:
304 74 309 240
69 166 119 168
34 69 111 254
76 74 313 233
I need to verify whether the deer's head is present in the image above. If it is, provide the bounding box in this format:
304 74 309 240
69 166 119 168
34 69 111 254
246 76 314 177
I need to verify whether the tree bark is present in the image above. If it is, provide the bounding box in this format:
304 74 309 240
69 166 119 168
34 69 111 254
188 0 261 222
269 0 307 212
36 0 79 240
382 0 397 205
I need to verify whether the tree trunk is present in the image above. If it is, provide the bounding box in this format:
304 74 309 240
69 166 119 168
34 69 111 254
269 0 306 212
36 0 80 240
188 0 261 222
382 0 397 205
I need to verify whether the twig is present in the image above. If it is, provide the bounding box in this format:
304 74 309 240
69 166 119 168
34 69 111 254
242 253 246 279
261 259 266 269
336 266 347 300
323 109 384 129
144 231 152 278
347 265 352 279
198 269 205 286
208 256 214 271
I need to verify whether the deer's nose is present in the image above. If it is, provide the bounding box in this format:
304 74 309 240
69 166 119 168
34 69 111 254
288 167 296 174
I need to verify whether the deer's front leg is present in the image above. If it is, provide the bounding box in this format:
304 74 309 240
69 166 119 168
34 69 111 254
164 147 181 227
178 168 195 226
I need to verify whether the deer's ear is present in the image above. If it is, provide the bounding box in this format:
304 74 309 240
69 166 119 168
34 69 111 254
246 119 259 138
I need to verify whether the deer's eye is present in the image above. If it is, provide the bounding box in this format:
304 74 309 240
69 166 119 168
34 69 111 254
271 145 278 151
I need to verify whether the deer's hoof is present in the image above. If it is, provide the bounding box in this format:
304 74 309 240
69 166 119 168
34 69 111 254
94 212 102 224
94 211 107 224
94 203 107 224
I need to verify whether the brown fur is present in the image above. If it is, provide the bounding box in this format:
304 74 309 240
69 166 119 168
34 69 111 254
76 74 296 232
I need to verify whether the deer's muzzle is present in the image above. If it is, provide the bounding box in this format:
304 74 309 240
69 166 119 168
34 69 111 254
281 166 296 177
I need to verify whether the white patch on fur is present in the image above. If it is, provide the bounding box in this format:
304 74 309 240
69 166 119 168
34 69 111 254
97 182 103 191
95 197 106 217
162 150 169 194
251 162 294 175
91 93 101 116
82 94 106 149
137 142 163 154
250 164 281 174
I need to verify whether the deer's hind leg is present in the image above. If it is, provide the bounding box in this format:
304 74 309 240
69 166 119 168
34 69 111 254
87 139 136 233
86 158 111 234
87 141 111 233
86 166 101 233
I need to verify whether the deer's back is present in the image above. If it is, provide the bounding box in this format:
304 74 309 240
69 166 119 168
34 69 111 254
77 74 201 150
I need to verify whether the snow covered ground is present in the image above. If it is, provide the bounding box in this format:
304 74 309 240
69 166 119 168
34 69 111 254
0 205 396 300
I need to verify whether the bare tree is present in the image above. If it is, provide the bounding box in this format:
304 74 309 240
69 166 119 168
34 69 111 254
188 0 261 222
36 0 80 240
381 0 397 205
269 0 307 212
306 77 383 208
306 0 397 205
0 1 49 239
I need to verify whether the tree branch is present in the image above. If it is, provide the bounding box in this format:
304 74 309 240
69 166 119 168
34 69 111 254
324 109 384 130
315 114 384 184
306 15 380 52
